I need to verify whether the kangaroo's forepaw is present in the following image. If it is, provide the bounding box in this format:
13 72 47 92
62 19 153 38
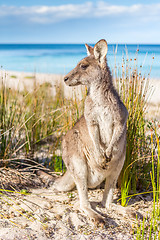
100 158 109 169
105 148 112 159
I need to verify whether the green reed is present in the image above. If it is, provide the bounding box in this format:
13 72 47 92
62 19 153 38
135 127 159 239
114 53 152 205
0 73 25 162
0 72 85 171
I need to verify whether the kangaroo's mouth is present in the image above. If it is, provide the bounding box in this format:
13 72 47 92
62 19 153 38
65 79 81 87
68 83 80 87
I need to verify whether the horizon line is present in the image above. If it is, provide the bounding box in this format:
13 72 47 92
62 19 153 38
0 42 160 45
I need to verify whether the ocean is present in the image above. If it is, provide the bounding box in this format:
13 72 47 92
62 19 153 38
0 44 160 78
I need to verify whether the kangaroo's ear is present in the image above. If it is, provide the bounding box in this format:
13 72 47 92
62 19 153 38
85 44 94 56
94 39 108 65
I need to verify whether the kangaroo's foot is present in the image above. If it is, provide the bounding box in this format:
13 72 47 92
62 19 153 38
112 204 143 220
81 204 105 225
101 203 143 220
51 171 75 192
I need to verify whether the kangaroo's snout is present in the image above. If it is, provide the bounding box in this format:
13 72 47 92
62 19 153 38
64 76 69 82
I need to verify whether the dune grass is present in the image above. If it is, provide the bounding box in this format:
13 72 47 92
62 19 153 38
114 54 152 204
0 73 85 168
135 127 160 239
0 54 159 237
113 54 159 238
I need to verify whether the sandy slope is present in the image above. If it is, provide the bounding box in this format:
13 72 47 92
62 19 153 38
0 182 152 240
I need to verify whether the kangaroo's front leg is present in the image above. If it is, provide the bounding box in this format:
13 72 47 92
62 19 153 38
84 97 105 165
86 123 106 166
70 155 104 223
106 107 128 158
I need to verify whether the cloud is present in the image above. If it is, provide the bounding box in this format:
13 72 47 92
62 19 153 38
0 2 160 24
95 2 160 21
0 3 93 23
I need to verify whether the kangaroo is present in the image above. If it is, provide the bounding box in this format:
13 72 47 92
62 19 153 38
52 39 128 223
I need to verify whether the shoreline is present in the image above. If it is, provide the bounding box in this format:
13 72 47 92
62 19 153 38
0 70 160 119
0 70 85 100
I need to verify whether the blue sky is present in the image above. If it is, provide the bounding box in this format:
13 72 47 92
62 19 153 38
0 0 160 44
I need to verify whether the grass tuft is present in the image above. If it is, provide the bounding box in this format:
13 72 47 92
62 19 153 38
0 52 159 237
114 54 152 205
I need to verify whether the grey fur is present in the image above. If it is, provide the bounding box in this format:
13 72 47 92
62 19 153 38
52 39 128 223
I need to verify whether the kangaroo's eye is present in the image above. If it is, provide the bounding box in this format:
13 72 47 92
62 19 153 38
80 64 89 70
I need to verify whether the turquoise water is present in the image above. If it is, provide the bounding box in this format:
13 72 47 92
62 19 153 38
0 44 160 78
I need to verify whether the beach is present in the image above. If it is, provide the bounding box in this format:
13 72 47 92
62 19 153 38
1 70 85 100
0 70 159 239
0 176 150 240
0 1 160 238
1 70 160 118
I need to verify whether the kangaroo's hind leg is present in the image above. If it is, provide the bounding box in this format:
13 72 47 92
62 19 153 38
101 149 126 208
101 148 142 219
69 154 104 223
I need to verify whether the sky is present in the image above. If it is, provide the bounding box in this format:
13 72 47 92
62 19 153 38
0 0 160 44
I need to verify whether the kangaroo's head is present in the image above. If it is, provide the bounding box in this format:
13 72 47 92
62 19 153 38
64 39 108 87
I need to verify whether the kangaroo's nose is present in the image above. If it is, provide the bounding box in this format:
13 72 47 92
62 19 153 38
64 77 69 82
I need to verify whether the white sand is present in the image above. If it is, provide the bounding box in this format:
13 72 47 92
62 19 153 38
0 187 149 240
0 71 158 239
0 70 160 120
0 70 160 103
147 78 160 104
0 70 85 100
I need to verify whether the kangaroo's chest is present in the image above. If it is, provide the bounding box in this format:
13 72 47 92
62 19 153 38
96 105 113 144
85 96 114 145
